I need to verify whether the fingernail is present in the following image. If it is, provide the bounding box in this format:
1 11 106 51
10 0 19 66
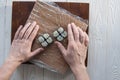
36 25 39 28
71 22 76 27
71 22 74 25
68 24 71 27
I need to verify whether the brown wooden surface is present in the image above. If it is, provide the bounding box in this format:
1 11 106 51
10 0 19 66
12 2 89 41
12 1 89 74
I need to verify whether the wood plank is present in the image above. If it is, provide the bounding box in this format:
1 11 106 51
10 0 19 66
87 0 108 79
0 0 6 65
11 65 24 80
23 64 44 80
11 2 35 41
44 69 63 80
105 0 120 80
87 0 120 80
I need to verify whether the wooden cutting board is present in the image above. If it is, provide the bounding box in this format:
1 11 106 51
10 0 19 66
12 1 89 74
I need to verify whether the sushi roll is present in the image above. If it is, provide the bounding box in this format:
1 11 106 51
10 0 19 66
57 35 64 41
38 33 53 47
58 27 64 33
46 37 53 44
41 41 48 47
38 36 45 43
53 27 67 41
53 31 59 37
43 33 49 39
61 31 67 38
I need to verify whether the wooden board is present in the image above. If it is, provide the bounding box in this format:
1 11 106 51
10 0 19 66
12 1 89 74
1 0 120 80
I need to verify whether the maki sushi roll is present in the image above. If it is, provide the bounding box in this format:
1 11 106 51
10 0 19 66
38 33 53 47
53 27 67 41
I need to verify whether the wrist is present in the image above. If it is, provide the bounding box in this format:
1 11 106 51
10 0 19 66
70 64 89 80
70 64 86 70
70 64 86 75
6 56 22 67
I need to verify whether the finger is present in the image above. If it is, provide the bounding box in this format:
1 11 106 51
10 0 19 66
71 23 79 42
84 32 89 46
23 21 36 39
28 25 39 42
14 25 23 40
55 41 66 56
78 27 84 43
31 48 44 57
18 22 31 39
68 24 74 42
82 32 86 44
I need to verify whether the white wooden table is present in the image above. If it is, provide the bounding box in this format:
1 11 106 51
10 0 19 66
0 0 120 80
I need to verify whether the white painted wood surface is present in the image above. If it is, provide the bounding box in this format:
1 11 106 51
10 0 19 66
0 0 120 80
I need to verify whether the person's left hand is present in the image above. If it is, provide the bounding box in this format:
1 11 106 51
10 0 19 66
8 21 44 63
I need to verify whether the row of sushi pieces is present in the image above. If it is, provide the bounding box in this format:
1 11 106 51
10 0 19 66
38 27 67 47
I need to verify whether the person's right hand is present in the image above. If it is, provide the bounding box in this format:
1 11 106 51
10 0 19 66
55 23 89 70
55 23 89 80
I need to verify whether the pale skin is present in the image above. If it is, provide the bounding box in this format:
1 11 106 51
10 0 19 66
0 21 89 80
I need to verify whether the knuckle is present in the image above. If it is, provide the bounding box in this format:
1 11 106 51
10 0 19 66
25 31 29 35
69 42 73 47
35 27 39 31
69 43 75 49
20 31 24 35
81 34 84 39
86 38 89 43
77 42 81 45
32 32 36 36
85 39 89 46
76 34 79 38
75 31 78 35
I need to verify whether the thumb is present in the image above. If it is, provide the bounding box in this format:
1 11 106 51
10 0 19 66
55 41 66 56
31 48 44 56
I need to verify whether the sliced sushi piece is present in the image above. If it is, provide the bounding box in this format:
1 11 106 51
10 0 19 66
43 33 49 39
41 41 48 47
46 37 53 44
58 27 64 33
53 31 59 37
57 35 64 41
38 36 45 43
61 31 67 38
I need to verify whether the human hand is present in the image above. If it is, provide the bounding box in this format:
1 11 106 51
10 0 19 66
55 23 89 69
8 21 44 63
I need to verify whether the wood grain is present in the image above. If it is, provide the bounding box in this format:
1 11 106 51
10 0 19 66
1 0 120 80
12 1 89 74
12 2 35 41
11 2 89 41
